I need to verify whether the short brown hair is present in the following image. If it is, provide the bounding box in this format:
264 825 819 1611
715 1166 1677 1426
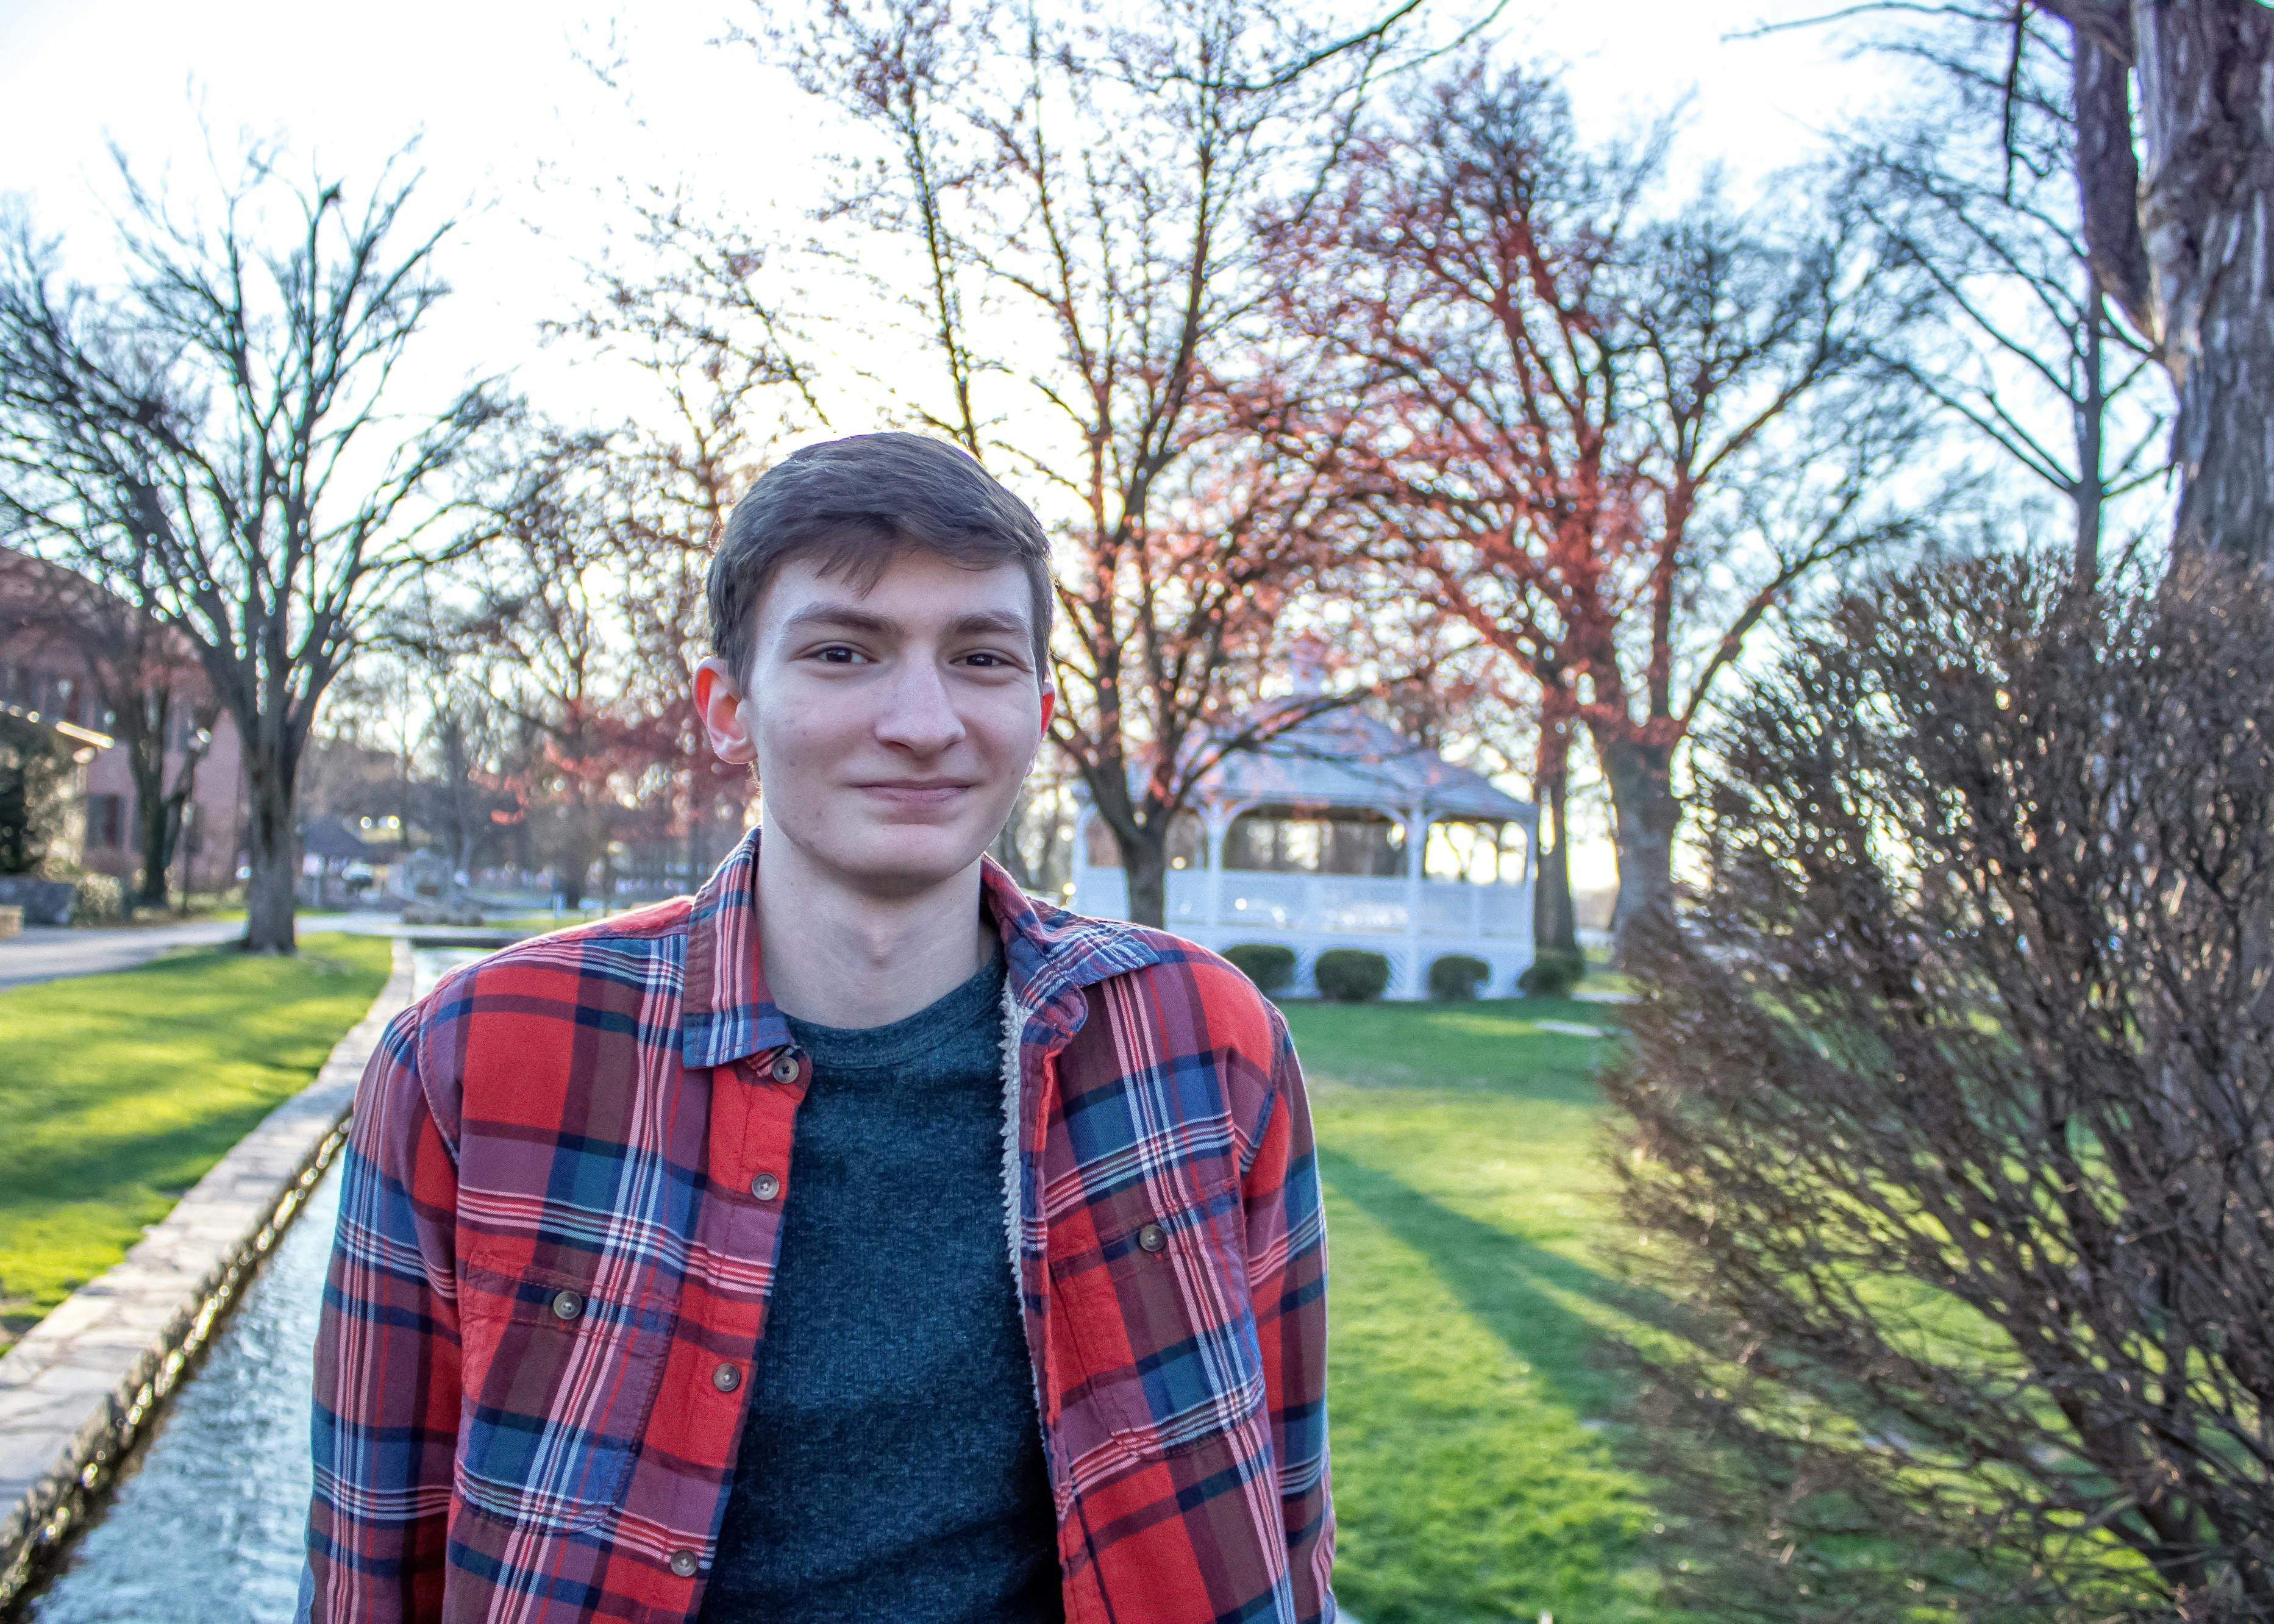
708 432 1053 683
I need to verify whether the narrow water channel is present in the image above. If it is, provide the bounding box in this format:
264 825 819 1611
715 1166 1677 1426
24 948 487 1624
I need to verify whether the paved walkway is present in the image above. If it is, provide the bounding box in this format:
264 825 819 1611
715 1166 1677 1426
0 913 413 991
0 922 245 991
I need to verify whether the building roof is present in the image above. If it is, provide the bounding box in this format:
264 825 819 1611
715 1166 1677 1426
301 814 381 863
1192 705 1534 822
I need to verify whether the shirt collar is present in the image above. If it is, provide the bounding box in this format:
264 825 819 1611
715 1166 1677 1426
680 824 1169 1070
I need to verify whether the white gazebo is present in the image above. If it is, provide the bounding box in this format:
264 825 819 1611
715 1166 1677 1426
1069 708 1538 999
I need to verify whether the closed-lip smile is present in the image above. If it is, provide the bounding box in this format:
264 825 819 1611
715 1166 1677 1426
857 778 973 802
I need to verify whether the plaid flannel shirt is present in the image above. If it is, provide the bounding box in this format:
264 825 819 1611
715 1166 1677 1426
298 829 1335 1623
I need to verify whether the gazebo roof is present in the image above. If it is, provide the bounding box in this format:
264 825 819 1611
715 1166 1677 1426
1194 706 1533 822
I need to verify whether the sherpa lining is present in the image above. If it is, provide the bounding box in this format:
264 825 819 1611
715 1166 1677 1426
997 975 1045 1444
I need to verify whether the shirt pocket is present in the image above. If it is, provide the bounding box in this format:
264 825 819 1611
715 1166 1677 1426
1046 1178 1268 1461
452 1262 674 1533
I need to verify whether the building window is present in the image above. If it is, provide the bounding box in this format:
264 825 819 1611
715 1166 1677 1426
89 793 127 849
1224 805 1406 877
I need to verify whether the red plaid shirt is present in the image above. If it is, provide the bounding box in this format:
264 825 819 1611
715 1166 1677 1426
298 831 1335 1622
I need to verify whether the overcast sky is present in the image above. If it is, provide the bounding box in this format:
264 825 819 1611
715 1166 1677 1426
0 0 1917 891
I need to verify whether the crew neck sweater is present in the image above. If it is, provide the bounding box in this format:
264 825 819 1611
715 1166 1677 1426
694 947 1063 1624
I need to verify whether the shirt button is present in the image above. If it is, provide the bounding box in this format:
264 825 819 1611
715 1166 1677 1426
713 1362 742 1392
768 1051 799 1083
549 1289 585 1321
750 1173 780 1201
668 1549 699 1578
1136 1222 1167 1254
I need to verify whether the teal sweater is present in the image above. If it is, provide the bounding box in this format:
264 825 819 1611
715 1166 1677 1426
696 949 1061 1623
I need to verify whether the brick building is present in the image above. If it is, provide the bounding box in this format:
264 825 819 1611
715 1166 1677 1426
0 546 244 895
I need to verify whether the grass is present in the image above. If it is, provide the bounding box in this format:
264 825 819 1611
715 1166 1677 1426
0 933 393 1355
1283 994 1690 1624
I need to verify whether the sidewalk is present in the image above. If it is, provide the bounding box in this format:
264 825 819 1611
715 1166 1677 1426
0 912 433 991
0 922 244 991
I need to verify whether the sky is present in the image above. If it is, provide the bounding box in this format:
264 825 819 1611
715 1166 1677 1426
0 0 1919 894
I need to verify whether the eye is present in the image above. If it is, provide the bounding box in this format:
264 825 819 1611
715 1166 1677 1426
810 644 867 664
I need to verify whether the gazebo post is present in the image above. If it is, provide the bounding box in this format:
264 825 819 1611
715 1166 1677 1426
1403 802 1427 998
1203 803 1230 927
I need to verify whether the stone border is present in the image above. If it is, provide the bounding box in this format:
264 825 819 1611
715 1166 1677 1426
0 938 413 1613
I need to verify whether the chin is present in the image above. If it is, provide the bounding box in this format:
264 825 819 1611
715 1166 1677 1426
830 828 991 893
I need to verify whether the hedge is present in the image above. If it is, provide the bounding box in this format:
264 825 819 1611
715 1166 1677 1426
1427 953 1491 1001
1517 946 1586 999
1313 948 1391 1002
1223 942 1297 994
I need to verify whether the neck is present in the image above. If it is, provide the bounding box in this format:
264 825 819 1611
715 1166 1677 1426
753 824 995 1029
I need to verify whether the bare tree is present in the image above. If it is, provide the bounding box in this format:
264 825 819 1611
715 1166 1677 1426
1842 23 2166 580
755 0 1412 926
0 152 504 951
1608 550 2274 1622
1281 62 1923 954
549 192 819 883
2044 0 2274 563
1791 1 2273 563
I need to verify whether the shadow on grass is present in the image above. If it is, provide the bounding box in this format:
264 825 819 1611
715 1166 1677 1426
1316 1144 1694 1426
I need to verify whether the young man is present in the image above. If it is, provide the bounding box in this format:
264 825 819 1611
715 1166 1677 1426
297 432 1336 1623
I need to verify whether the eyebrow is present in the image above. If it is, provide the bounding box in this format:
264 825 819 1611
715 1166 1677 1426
775 604 1033 643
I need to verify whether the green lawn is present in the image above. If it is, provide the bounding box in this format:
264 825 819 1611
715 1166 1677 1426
1285 995 1689 1624
0 933 393 1355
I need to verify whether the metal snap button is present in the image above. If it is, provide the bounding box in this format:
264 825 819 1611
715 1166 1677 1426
668 1549 699 1578
769 1050 800 1083
549 1289 585 1321
750 1173 780 1201
1136 1222 1167 1254
713 1362 741 1392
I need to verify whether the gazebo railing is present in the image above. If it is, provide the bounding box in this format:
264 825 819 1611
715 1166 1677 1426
1128 869 1526 936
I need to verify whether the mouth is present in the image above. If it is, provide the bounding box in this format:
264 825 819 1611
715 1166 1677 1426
855 780 975 808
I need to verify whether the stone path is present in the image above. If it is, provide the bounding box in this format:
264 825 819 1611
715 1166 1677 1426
0 940 414 1611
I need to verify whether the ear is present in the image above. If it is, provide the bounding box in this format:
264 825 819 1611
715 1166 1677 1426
1038 684 1056 738
694 656 757 766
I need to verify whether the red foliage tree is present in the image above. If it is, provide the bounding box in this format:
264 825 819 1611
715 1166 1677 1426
1278 62 1923 953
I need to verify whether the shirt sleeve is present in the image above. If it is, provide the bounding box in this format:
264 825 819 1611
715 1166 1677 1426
297 1001 462 1623
1244 1010 1336 1622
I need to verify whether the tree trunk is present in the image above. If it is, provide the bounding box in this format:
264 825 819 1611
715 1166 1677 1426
1119 822 1171 931
126 712 173 911
133 777 172 910
2128 2 2274 563
1532 721 1579 958
242 760 298 953
1594 730 1680 962
2075 273 2108 584
559 842 588 910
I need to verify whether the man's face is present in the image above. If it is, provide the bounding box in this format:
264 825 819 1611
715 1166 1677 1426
696 547 1052 899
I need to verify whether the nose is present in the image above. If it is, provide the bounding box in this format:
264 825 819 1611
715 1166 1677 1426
872 655 967 757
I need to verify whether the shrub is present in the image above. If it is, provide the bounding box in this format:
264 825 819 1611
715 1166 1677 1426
1427 953 1491 1000
1603 553 2274 1619
71 871 125 924
1311 948 1389 1002
1516 946 1584 999
1222 942 1296 994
